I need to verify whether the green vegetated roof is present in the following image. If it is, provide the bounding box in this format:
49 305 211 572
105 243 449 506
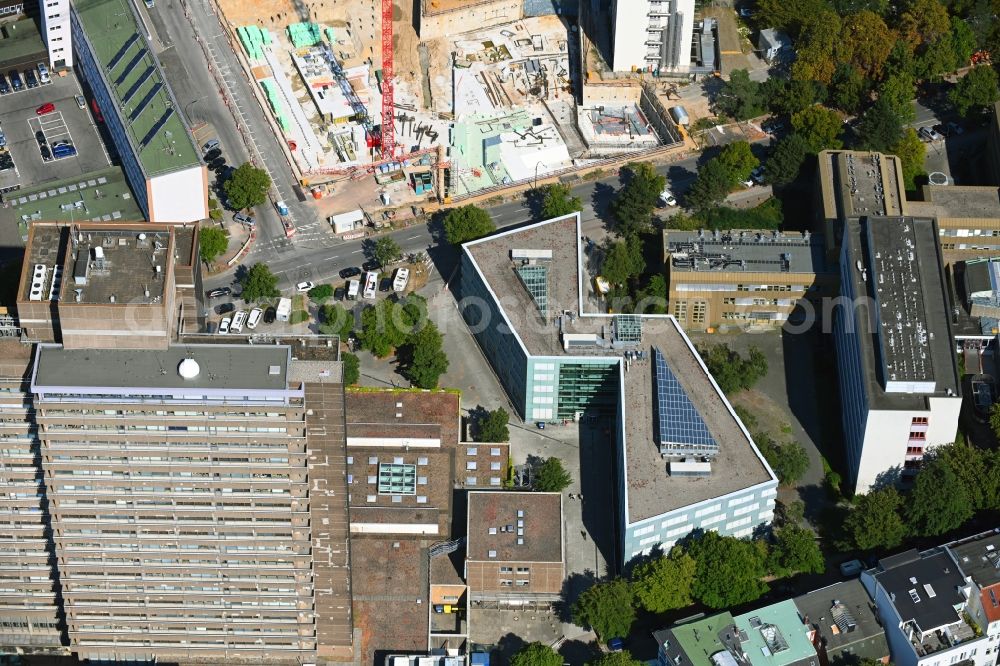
0 18 47 61
72 0 198 176
671 612 736 665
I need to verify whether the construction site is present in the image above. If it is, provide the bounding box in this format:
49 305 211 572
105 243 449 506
212 0 686 224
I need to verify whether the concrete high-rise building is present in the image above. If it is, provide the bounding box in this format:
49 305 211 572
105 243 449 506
0 221 354 663
609 0 695 73
69 0 208 222
39 0 72 68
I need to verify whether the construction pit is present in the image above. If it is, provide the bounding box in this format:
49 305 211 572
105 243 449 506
212 0 682 220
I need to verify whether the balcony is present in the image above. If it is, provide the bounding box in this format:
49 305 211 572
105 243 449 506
907 619 979 657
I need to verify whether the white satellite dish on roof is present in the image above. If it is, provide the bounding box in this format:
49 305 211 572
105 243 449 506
177 358 200 379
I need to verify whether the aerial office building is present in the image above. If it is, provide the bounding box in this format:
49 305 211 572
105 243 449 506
39 0 72 68
69 0 208 222
459 213 776 562
608 0 696 73
0 221 354 663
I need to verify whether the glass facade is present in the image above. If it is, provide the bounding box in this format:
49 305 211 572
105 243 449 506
555 362 619 419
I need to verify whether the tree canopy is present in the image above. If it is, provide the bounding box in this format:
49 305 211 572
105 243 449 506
571 579 635 640
610 162 665 236
588 652 645 666
631 549 696 613
843 486 908 551
398 321 449 389
835 11 895 79
602 235 645 286
535 457 573 492
199 226 228 264
358 299 409 357
891 128 926 190
768 524 825 576
950 65 1000 116
905 455 974 536
765 134 811 186
373 236 402 268
855 99 904 152
715 70 766 120
539 183 584 219
318 303 355 339
756 433 810 485
442 205 496 244
790 106 844 153
511 642 563 666
239 263 280 303
687 532 768 609
341 352 360 385
717 141 760 182
699 344 769 394
224 163 271 211
687 159 735 211
476 408 510 443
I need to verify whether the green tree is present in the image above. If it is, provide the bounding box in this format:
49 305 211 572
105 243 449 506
635 274 668 314
843 486 908 551
716 69 766 120
932 442 989 510
757 435 811 485
358 300 408 357
476 408 510 442
308 284 334 302
442 205 496 244
342 352 360 385
571 579 635 640
835 10 895 79
717 141 760 183
199 226 228 264
765 134 811 186
950 65 1000 116
832 0 889 16
905 457 974 536
631 549 696 613
769 524 824 576
950 17 977 71
223 163 271 211
765 78 825 116
877 71 917 123
319 303 355 339
239 263 280 303
755 0 832 38
890 128 926 190
372 236 402 268
790 11 843 85
991 402 1000 441
687 532 768 609
511 642 563 666
686 159 734 211
829 64 870 115
699 344 769 395
601 235 645 286
899 0 951 49
855 99 904 152
610 162 665 236
790 105 844 153
539 183 584 218
535 457 573 492
588 652 645 666
399 322 448 389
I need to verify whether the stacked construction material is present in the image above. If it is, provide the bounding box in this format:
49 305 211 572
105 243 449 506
237 25 267 61
287 22 323 48
260 79 291 132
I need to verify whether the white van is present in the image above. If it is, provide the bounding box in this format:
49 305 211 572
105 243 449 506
347 279 361 300
231 310 247 333
362 271 379 300
392 267 410 292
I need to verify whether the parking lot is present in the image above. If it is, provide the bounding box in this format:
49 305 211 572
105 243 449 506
0 72 110 192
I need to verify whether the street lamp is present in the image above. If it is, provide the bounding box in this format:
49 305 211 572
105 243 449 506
183 97 203 124
533 161 546 191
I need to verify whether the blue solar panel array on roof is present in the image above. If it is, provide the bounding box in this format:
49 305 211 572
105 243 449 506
122 66 154 105
130 81 163 123
115 48 147 86
139 108 173 148
652 346 719 457
108 33 141 71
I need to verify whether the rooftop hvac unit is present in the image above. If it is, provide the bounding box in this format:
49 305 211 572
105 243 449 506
28 264 48 302
511 248 552 260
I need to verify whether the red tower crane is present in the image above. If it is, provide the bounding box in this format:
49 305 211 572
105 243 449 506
380 0 395 159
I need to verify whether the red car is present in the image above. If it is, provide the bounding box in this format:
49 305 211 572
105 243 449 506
35 103 55 115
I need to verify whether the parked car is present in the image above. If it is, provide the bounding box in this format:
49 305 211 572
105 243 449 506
0 75 9 95
362 260 380 272
203 148 222 163
52 144 76 158
946 121 965 136
215 302 235 315
9 70 23 91
75 94 86 109
379 277 392 292
24 69 38 88
750 166 766 184
247 307 263 329
339 266 362 279
218 317 232 334
608 638 625 652
39 145 51 161
35 130 47 146
334 286 346 301
202 138 220 154
839 559 864 577
263 306 276 324
233 212 255 226
296 281 315 293
919 126 943 142
208 157 226 171
0 129 5 148
231 310 247 333
206 287 231 299
37 62 49 84
35 102 55 115
362 271 379 299
658 189 677 207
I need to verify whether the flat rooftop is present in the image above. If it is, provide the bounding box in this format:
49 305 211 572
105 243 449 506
653 613 740 666
72 0 199 176
948 531 1000 588
793 580 888 660
1 167 142 238
466 491 563 564
0 17 47 62
733 600 817 666
913 185 1000 220
873 549 966 633
464 215 775 524
345 388 459 444
32 343 291 392
665 229 827 275
843 217 959 408
818 151 905 221
20 223 171 305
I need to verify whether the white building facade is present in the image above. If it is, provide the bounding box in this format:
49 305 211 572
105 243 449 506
39 0 72 68
609 0 695 73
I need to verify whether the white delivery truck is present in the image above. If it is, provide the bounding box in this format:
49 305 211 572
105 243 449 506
275 297 292 322
347 279 361 300
392 268 410 292
362 271 379 300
